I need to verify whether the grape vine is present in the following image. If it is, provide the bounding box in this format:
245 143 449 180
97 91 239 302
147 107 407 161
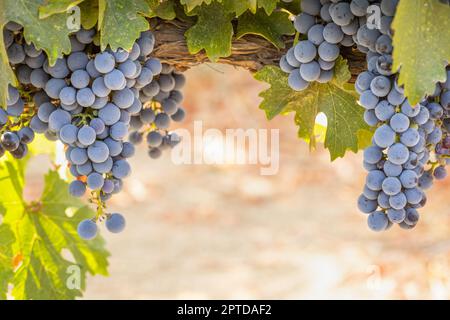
0 0 449 300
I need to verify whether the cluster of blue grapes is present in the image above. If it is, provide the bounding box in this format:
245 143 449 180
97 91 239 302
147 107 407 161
0 86 35 159
0 22 39 159
354 1 450 231
2 21 176 240
280 0 367 90
128 63 186 159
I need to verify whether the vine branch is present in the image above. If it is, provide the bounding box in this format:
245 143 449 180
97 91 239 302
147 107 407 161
152 19 367 82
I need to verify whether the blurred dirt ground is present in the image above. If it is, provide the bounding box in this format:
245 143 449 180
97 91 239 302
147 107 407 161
31 65 450 299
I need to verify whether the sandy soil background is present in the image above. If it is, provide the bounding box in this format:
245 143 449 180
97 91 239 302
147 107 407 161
28 64 450 299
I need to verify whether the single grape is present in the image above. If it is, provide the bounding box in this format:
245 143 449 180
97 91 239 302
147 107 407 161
288 70 309 91
87 172 104 190
18 127 35 144
92 157 113 174
154 113 170 129
94 52 116 74
98 103 121 125
104 137 123 157
299 61 321 82
60 124 79 144
307 24 325 45
110 122 128 140
113 88 135 109
389 193 407 210
69 180 87 197
71 69 90 89
59 86 77 105
48 109 71 132
112 159 131 179
323 23 344 44
77 161 93 176
367 211 389 231
70 147 88 165
389 113 410 133
294 40 317 64
366 170 386 191
357 194 377 213
387 208 406 224
77 219 98 240
106 213 126 233
318 42 339 62
363 146 383 164
1 132 20 151
387 143 409 165
294 13 315 34
370 76 391 97
373 124 395 148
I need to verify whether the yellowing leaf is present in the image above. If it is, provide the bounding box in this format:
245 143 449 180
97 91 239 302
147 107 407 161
0 161 109 300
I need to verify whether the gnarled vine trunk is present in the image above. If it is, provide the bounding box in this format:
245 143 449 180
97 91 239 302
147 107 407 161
152 19 367 82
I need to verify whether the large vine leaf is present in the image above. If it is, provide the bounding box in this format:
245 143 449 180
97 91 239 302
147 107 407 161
254 58 372 160
185 2 234 62
98 0 151 51
392 0 450 105
237 9 294 49
0 160 109 300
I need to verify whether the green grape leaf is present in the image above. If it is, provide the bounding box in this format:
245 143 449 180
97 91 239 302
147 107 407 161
98 0 151 51
149 0 177 20
257 0 278 15
0 225 15 300
180 0 214 12
254 58 372 160
222 0 279 16
279 0 301 15
38 0 85 19
392 0 450 105
222 0 257 16
237 9 294 49
185 2 234 62
79 0 99 29
0 160 109 300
